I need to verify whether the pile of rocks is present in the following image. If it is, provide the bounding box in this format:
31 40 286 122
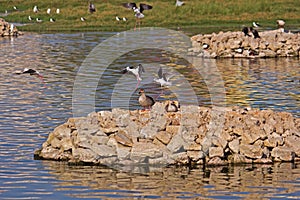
189 29 300 58
0 18 22 37
35 102 300 167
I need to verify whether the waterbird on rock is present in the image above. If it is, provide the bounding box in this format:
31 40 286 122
122 64 145 89
138 89 155 110
242 27 260 39
122 2 152 30
165 100 179 112
276 19 285 32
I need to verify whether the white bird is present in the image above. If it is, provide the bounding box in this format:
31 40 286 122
10 24 14 33
13 6 17 10
252 22 260 28
80 17 86 22
36 18 42 23
33 5 38 13
122 3 152 30
122 64 145 89
56 8 60 14
116 16 120 21
123 17 127 22
276 19 285 32
175 0 185 7
50 18 55 22
28 16 32 21
47 8 51 14
153 67 172 87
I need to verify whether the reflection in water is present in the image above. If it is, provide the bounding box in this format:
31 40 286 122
0 32 299 199
43 161 300 199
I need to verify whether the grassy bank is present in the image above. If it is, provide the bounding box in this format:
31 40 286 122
0 0 299 33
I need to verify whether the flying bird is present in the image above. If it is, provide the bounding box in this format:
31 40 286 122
153 67 172 87
15 68 44 82
122 2 152 30
122 64 145 90
138 89 155 110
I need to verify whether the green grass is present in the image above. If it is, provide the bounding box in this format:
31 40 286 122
0 0 299 33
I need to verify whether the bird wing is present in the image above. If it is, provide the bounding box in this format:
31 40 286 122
139 3 152 13
163 73 174 81
138 64 145 74
122 3 137 9
157 67 163 79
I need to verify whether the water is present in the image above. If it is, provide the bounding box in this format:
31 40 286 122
0 32 299 199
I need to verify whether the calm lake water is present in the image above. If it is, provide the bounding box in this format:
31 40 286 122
0 31 299 199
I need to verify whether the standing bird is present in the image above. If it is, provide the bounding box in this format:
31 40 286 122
276 19 285 32
122 64 145 89
175 0 185 7
250 27 260 39
47 8 51 14
56 8 60 14
122 17 127 22
89 2 96 13
138 89 155 110
165 100 179 112
252 22 260 28
33 5 39 13
153 67 172 87
80 17 86 22
116 16 121 21
28 16 32 21
50 18 55 22
122 3 152 30
36 18 42 23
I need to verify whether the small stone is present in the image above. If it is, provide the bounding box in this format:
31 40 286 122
155 131 172 144
209 147 224 158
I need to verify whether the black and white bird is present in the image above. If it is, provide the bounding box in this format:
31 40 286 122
47 8 51 14
122 17 127 22
36 18 42 23
122 64 145 89
15 68 44 81
175 0 185 7
242 27 260 39
252 22 260 28
28 16 32 21
116 16 121 21
122 2 152 30
33 5 38 13
80 17 86 22
89 2 96 13
165 100 179 112
153 67 172 87
50 18 55 22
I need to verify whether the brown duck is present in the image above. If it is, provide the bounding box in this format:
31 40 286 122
138 89 155 110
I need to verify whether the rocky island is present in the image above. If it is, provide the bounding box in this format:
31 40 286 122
35 102 300 167
0 18 22 37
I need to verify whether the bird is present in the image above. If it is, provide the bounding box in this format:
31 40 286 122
116 16 121 21
153 67 172 87
14 68 44 81
122 17 127 22
80 17 86 22
252 22 260 28
36 18 42 23
175 0 185 7
122 2 152 30
10 23 14 34
122 64 145 89
28 16 32 21
138 89 155 110
13 6 17 10
165 100 179 112
56 8 60 14
250 28 260 39
276 19 285 32
242 27 260 38
89 2 96 13
33 5 38 13
50 18 55 22
47 8 51 14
